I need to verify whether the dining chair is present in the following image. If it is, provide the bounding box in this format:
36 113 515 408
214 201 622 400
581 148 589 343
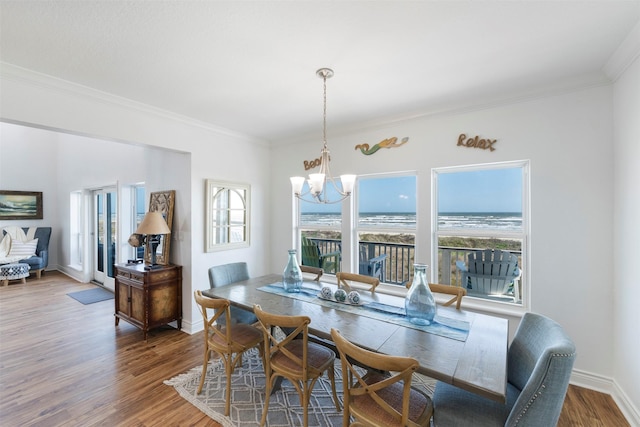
300 265 323 281
193 290 264 416
207 262 257 325
404 281 467 310
253 304 341 427
330 328 433 427
336 271 380 293
432 312 576 427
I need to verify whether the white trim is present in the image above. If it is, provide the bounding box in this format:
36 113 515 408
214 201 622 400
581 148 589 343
570 369 639 426
0 62 269 146
612 380 640 427
604 20 640 82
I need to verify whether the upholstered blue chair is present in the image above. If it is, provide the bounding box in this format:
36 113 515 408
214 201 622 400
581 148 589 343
432 312 576 427
1 227 51 279
205 262 257 325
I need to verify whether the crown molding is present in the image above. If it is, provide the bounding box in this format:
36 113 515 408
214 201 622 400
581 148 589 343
604 19 640 81
0 62 270 147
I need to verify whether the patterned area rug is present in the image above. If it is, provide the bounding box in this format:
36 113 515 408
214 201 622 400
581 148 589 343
165 347 436 426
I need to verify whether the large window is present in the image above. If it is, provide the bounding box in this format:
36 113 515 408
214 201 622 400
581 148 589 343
433 161 528 305
357 174 416 285
298 184 343 273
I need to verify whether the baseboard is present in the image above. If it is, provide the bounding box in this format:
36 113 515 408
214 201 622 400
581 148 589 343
571 369 640 426
612 380 640 427
179 319 200 335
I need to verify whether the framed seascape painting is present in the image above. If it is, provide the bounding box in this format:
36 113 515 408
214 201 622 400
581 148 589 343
0 191 43 220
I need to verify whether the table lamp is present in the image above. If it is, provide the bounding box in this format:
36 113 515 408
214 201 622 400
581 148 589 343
135 211 171 270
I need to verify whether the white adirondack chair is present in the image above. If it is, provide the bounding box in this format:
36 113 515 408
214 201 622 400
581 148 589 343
456 249 521 302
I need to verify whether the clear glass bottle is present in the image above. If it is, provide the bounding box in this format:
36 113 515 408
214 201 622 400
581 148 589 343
283 249 303 293
405 263 436 325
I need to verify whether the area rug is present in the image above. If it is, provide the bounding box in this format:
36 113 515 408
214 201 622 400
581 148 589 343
67 287 114 305
165 347 436 427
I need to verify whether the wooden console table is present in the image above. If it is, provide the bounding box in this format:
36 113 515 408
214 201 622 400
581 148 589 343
114 263 182 340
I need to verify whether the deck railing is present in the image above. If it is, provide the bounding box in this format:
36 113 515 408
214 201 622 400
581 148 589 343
308 238 522 287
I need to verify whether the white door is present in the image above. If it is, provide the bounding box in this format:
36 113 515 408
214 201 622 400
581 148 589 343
92 187 117 291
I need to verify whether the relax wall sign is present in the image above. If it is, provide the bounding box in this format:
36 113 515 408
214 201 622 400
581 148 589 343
457 133 497 151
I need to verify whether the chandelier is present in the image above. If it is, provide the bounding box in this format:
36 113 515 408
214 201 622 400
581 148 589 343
290 68 356 204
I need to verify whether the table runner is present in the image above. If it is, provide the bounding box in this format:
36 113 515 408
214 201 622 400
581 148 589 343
258 283 469 342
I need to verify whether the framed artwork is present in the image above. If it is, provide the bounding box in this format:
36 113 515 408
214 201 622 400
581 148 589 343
145 190 175 265
205 180 250 252
0 190 43 220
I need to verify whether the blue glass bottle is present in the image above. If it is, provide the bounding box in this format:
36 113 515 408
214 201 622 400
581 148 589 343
405 263 436 325
283 249 303 293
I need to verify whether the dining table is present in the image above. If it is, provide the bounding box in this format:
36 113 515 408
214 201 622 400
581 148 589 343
202 273 508 403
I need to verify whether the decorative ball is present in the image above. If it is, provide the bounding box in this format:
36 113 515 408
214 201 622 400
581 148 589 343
127 233 145 248
348 291 361 305
321 286 333 300
334 289 347 303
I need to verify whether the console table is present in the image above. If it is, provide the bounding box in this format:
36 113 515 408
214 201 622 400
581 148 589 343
114 263 182 340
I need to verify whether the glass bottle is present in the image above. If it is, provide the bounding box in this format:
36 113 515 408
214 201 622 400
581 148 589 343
283 249 303 293
405 263 437 325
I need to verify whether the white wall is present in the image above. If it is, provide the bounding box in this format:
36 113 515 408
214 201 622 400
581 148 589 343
613 53 640 422
271 85 616 386
0 126 60 265
0 67 271 334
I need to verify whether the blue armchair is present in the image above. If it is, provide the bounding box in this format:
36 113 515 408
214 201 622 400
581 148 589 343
2 227 51 279
203 262 257 325
432 312 576 427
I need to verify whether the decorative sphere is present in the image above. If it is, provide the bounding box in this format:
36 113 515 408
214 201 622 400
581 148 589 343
321 286 333 300
347 291 361 305
127 233 144 247
334 289 347 302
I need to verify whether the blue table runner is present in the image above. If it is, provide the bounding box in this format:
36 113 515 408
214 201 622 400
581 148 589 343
258 283 469 342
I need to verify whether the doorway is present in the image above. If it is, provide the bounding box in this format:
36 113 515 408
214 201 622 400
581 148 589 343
93 187 117 290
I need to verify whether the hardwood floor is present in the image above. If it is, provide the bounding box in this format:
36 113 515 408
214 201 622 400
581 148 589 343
0 271 630 426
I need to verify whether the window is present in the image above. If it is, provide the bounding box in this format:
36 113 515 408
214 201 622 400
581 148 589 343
133 185 145 260
357 174 416 285
69 191 83 270
297 184 343 273
433 161 528 305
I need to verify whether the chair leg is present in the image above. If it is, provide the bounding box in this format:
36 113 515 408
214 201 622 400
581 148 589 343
225 355 233 416
328 366 341 411
260 374 274 426
197 348 211 394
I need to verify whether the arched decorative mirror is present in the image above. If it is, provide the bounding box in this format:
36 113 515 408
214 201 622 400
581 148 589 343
205 180 250 252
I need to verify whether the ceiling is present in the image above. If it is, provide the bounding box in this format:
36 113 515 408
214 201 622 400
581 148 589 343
1 1 639 143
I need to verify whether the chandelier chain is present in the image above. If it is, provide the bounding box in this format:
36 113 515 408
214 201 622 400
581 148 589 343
322 71 327 147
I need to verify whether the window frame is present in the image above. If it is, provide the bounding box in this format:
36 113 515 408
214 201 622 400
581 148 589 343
432 160 530 310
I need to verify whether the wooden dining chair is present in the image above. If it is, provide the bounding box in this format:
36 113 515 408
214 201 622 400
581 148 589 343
337 271 380 293
253 304 341 427
193 290 264 416
404 281 467 310
330 328 433 427
300 265 323 281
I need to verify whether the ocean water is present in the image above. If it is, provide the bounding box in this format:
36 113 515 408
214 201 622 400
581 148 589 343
301 212 522 231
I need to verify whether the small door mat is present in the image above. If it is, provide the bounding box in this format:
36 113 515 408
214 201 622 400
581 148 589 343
67 287 114 305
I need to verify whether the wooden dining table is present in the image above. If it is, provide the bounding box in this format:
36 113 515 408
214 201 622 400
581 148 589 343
202 273 508 403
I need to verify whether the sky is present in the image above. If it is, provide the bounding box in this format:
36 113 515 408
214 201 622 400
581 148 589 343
299 167 522 214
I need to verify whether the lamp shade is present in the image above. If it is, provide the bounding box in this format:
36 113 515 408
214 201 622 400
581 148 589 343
135 211 171 235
